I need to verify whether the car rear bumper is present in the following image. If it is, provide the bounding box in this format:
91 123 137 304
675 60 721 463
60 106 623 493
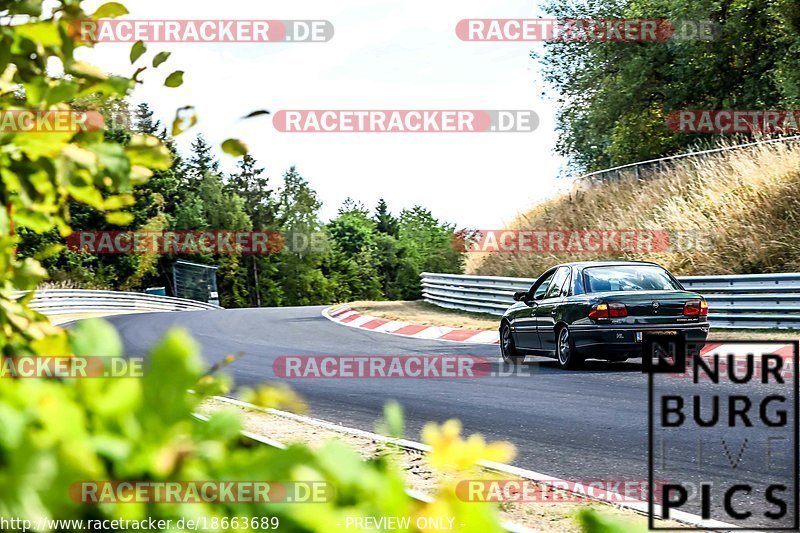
569 323 709 358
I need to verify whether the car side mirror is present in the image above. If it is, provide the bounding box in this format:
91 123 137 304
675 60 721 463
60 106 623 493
513 291 528 302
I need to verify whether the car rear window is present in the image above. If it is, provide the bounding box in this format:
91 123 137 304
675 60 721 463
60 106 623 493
583 265 681 293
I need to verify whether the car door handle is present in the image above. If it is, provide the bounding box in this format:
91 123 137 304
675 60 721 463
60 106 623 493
551 310 557 315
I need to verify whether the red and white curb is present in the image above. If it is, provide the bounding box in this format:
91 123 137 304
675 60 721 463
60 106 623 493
323 307 795 356
699 342 795 358
323 305 500 344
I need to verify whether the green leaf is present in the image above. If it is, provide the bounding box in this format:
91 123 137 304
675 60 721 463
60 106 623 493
45 80 78 105
14 22 62 47
88 142 131 189
130 40 146 64
33 243 65 261
221 138 248 157
130 165 153 184
69 184 105 209
142 329 204 425
8 0 41 16
67 61 108 80
576 508 647 533
378 401 405 439
76 76 132 98
105 211 133 225
152 51 171 68
23 78 48 105
92 2 129 19
164 70 184 88
13 210 54 233
126 134 172 170
203 410 242 441
70 318 124 358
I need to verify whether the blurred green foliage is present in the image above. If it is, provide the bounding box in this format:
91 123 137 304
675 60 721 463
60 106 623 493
0 1 502 531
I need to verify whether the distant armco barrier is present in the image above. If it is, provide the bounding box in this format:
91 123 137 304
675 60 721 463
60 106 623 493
14 289 222 319
421 272 800 329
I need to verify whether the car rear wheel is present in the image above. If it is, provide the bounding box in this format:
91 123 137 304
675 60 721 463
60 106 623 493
556 326 583 370
500 323 524 364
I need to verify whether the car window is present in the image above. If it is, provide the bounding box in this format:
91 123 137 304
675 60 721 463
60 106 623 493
531 272 554 300
583 265 681 292
558 269 572 297
544 267 570 299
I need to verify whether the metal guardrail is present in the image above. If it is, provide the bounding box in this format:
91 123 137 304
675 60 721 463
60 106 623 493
574 134 800 186
421 272 800 329
14 289 222 317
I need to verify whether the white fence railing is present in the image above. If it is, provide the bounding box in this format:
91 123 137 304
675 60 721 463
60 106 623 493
15 289 222 317
574 134 800 187
421 272 800 329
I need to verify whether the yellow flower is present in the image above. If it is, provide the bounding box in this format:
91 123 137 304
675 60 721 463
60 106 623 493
244 383 308 414
422 419 515 472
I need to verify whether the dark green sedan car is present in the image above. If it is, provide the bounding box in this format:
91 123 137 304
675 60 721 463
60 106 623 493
500 261 710 369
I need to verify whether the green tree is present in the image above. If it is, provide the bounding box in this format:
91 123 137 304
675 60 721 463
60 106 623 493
397 207 463 299
133 101 162 135
374 197 399 237
185 134 220 185
539 0 800 171
227 153 275 230
274 167 334 305
327 199 383 300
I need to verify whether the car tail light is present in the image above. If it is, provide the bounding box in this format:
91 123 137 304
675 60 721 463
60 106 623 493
589 302 627 319
589 303 608 319
684 300 708 316
608 302 627 318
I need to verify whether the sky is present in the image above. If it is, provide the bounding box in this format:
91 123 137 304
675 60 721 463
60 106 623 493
77 0 570 229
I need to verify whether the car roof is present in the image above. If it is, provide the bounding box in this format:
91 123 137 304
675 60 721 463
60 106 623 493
554 260 664 269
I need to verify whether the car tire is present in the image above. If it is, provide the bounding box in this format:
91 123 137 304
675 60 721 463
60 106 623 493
556 325 583 370
500 323 524 364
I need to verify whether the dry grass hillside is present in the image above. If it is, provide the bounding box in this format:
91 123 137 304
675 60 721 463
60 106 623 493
471 140 800 277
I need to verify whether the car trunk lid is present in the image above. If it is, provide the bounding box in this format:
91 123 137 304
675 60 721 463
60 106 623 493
595 290 706 324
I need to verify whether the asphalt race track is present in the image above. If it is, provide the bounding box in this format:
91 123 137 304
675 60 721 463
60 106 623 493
107 307 797 528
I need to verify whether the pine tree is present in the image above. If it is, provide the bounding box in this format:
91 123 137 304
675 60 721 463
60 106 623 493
185 134 221 185
374 198 399 236
134 102 161 135
228 154 275 230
